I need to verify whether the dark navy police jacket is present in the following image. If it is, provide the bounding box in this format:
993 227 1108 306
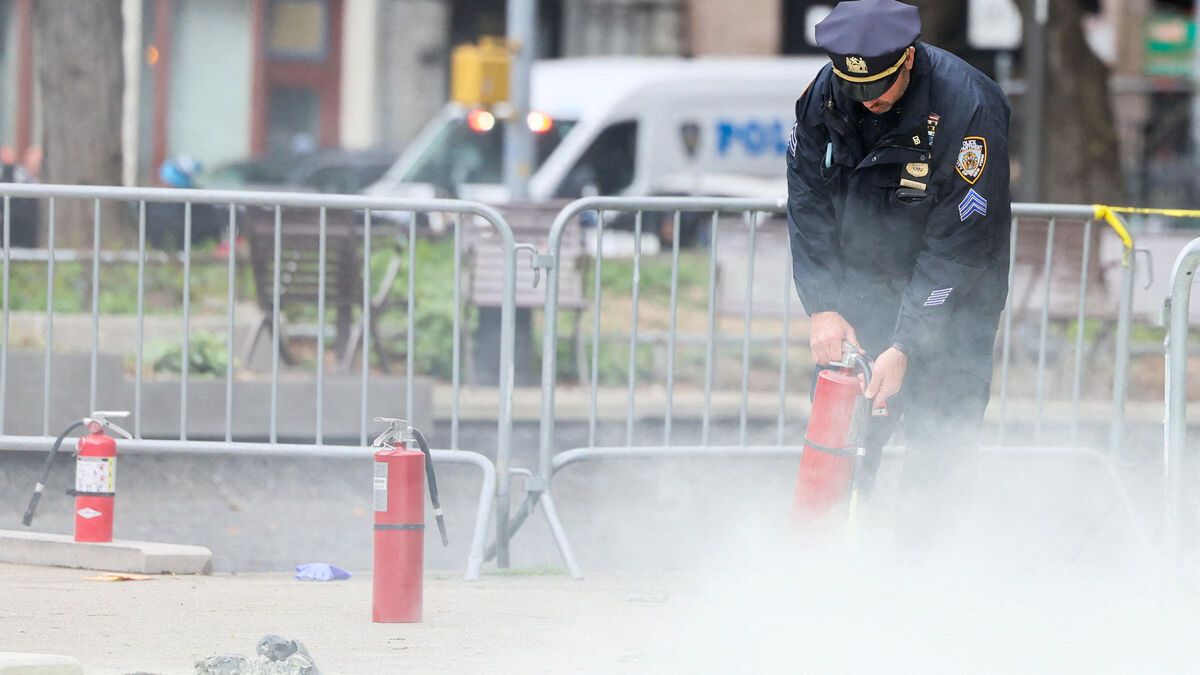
786 43 1011 361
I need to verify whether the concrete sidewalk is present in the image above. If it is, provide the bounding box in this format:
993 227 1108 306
6 558 1200 675
0 563 679 674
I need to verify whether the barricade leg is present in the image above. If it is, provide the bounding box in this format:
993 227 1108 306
1164 237 1200 571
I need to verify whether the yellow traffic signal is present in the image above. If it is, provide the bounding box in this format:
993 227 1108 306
451 37 510 107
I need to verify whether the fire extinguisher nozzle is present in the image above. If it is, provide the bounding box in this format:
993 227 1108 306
21 492 40 526
408 427 450 547
433 508 449 547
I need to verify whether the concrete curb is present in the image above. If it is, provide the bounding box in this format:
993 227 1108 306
0 530 212 574
0 652 82 674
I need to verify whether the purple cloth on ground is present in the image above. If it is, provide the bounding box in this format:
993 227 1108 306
295 563 352 581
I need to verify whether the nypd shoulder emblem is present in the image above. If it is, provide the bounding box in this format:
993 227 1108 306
955 136 987 184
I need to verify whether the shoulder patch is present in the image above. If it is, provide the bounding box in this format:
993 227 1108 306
955 136 987 184
958 188 988 221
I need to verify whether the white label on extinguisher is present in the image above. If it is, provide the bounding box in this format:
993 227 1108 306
77 507 103 519
373 462 388 512
75 456 115 493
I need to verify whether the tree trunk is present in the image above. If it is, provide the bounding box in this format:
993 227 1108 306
914 1 1116 302
1035 0 1124 203
916 0 1122 203
907 0 968 54
34 0 127 248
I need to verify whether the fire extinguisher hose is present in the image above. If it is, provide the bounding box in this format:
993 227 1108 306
844 350 873 386
22 419 87 527
408 427 449 547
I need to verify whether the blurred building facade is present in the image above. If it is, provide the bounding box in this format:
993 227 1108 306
0 0 1193 203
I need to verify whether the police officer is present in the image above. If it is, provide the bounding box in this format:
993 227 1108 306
787 0 1011 530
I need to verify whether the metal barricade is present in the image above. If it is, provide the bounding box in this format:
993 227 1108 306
0 183 524 581
515 197 1142 578
1163 237 1200 566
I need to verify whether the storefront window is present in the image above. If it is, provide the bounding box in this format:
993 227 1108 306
268 0 327 60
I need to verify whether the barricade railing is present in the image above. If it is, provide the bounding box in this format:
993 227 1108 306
1163 236 1200 567
0 187 1154 578
0 183 524 580
513 197 1141 578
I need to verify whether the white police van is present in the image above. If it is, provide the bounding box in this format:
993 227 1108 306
365 56 827 204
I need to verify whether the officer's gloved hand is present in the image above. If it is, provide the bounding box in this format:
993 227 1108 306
809 311 862 365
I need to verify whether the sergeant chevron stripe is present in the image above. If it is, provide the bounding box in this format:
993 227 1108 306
958 189 988 221
923 287 953 307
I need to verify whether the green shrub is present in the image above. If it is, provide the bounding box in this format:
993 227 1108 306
149 330 230 376
371 236 469 379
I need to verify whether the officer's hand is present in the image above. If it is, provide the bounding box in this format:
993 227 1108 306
863 347 907 410
809 312 861 365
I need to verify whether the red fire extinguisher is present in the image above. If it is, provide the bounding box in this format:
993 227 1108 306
23 411 133 543
794 343 875 520
372 417 448 624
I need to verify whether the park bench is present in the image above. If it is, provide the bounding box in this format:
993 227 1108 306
463 203 588 384
243 206 399 373
715 215 794 320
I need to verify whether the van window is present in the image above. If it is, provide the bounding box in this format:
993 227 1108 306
402 118 576 188
555 121 638 198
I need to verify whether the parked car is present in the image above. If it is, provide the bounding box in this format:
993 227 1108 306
200 147 396 194
0 160 39 247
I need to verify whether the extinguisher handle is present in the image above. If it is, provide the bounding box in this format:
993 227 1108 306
371 417 409 448
833 340 873 387
407 427 449 547
103 421 134 440
88 411 133 439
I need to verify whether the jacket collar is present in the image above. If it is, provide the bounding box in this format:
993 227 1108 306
889 42 932 146
827 42 933 152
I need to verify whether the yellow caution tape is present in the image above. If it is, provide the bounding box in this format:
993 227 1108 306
1102 205 1200 219
1092 204 1200 266
1091 205 1135 254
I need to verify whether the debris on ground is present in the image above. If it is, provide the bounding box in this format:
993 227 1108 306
83 572 154 582
194 654 251 674
194 635 319 675
294 563 351 582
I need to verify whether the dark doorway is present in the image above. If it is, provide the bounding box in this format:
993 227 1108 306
780 0 829 55
449 0 563 56
252 0 344 156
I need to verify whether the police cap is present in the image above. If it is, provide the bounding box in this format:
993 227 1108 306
814 0 921 102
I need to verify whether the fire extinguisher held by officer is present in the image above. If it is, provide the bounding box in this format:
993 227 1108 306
787 0 1011 528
